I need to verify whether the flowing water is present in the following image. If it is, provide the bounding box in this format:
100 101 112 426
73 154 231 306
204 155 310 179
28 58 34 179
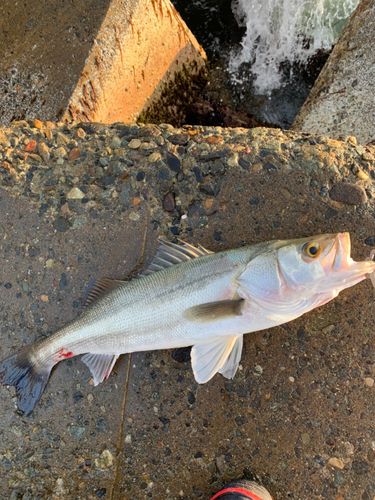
172 0 359 128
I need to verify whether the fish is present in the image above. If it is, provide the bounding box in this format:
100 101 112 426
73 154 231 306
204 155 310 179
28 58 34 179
0 232 374 416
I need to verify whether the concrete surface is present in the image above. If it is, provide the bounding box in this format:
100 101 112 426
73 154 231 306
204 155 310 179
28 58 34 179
1 121 375 499
0 0 206 126
291 0 375 145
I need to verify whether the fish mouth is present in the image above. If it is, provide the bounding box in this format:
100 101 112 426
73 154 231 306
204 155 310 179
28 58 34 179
323 232 375 289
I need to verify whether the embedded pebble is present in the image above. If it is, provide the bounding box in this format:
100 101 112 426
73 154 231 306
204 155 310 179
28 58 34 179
329 182 367 205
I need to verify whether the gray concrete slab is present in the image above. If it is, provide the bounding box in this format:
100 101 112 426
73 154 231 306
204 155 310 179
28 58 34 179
292 0 375 145
0 0 206 126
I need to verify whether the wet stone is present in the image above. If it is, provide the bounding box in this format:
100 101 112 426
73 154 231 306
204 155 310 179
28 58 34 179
136 171 145 181
167 133 189 145
171 347 191 363
334 470 346 486
193 166 204 182
364 237 375 246
313 455 325 467
188 392 195 405
352 460 369 475
96 417 108 433
53 217 71 232
329 182 367 205
163 192 175 212
70 426 85 439
157 168 170 181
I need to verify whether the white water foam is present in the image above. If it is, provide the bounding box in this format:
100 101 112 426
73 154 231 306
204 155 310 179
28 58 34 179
230 0 359 93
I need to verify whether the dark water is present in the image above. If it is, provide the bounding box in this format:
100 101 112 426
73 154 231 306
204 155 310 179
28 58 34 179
171 0 330 128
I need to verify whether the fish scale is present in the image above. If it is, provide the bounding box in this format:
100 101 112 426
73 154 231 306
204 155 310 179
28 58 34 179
1 233 374 415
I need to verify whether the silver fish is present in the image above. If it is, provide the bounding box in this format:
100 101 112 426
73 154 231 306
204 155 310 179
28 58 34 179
1 233 374 415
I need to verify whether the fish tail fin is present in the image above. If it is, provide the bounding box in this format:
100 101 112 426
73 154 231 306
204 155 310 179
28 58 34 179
0 346 53 416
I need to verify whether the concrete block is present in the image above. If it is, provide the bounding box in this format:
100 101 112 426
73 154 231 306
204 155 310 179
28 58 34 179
291 0 375 145
0 0 206 125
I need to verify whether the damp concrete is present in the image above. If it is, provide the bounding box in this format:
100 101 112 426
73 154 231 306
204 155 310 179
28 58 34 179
0 122 375 499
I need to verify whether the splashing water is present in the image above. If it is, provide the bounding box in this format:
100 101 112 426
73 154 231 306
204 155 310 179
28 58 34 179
230 0 360 93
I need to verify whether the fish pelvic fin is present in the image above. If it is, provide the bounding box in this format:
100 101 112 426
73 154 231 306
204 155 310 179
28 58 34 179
191 335 243 384
81 353 119 386
0 346 53 416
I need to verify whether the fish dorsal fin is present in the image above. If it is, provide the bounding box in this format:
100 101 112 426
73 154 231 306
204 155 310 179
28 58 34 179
81 353 119 386
141 238 214 276
184 299 244 324
218 336 243 379
82 278 124 309
191 336 241 384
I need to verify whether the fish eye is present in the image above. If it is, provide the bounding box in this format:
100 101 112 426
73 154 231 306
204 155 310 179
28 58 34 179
304 242 321 258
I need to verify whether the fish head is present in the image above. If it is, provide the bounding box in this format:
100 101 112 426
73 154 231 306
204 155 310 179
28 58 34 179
238 233 375 315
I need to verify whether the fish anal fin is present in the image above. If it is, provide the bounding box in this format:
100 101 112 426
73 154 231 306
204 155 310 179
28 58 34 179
82 278 124 309
191 336 241 384
81 353 119 386
218 335 243 379
184 299 244 324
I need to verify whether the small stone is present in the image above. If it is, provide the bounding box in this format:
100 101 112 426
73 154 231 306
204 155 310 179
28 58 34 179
70 426 86 439
54 147 67 158
32 119 43 129
235 416 246 426
40 294 49 302
25 140 36 152
334 470 346 486
68 148 81 161
364 237 375 246
365 377 374 387
313 455 325 467
167 153 181 172
37 142 50 162
249 196 259 206
46 259 55 268
301 433 310 445
129 212 140 221
167 133 189 145
95 488 107 498
96 417 108 433
111 137 121 148
128 139 141 149
87 393 94 403
227 153 238 167
136 171 145 181
67 187 84 200
53 217 71 232
95 450 113 469
187 392 195 405
45 121 56 130
163 192 175 212
125 434 132 444
362 152 374 162
328 457 344 469
356 169 369 180
59 273 67 290
147 152 161 163
352 460 369 475
75 127 86 139
329 182 367 205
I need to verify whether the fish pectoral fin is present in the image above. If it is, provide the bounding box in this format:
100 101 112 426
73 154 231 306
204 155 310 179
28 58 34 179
81 353 119 386
184 299 244 324
218 335 243 379
191 336 241 384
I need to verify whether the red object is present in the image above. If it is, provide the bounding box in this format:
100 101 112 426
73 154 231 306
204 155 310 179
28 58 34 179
57 348 73 359
25 140 36 152
210 487 264 500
